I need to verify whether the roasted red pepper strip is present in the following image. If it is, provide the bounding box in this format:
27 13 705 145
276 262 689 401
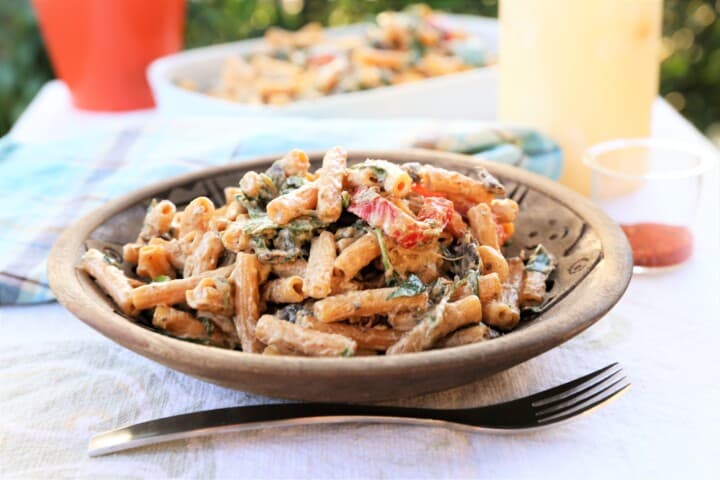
411 184 447 198
349 187 449 248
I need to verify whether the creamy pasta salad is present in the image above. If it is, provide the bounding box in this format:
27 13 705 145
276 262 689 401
82 147 555 356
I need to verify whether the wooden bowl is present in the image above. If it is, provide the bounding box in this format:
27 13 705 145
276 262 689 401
48 150 633 402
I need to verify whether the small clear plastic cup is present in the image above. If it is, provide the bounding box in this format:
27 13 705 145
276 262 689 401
583 138 716 273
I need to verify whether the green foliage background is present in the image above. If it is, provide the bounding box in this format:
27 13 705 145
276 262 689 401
1 0 719 141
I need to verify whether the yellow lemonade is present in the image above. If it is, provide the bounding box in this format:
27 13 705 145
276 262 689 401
498 0 662 195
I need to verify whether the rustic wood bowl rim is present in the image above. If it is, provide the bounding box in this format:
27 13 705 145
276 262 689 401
48 149 633 385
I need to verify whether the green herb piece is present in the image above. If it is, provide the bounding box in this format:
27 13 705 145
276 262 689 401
341 191 351 209
102 254 120 267
340 348 354 357
374 228 398 284
387 273 426 300
466 269 480 298
152 275 170 283
281 175 307 194
525 244 555 274
200 316 215 336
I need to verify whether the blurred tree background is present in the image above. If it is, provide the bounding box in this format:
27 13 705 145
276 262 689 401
1 0 719 143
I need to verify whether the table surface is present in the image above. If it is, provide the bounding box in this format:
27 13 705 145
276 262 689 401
2 80 719 479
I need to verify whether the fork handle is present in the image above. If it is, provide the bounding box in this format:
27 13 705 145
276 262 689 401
89 403 469 456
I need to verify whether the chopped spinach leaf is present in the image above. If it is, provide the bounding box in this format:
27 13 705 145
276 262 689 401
525 244 555 274
387 273 426 299
152 275 170 283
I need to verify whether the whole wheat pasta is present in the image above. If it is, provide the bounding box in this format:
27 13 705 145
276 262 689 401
255 314 356 357
186 277 234 316
271 259 307 278
136 244 175 280
152 305 229 346
386 295 482 354
313 288 428 323
467 203 500 250
483 258 524 331
263 276 305 304
333 232 380 280
232 253 265 353
131 265 234 310
437 323 498 348
184 231 224 278
315 146 346 222
137 199 176 242
266 183 318 225
490 198 519 224
178 197 214 238
87 147 555 356
303 231 336 299
81 248 138 316
300 315 401 351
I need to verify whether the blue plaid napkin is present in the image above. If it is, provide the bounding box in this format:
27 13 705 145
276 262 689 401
0 116 562 305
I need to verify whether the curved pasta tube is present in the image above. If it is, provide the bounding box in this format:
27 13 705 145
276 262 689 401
477 245 509 282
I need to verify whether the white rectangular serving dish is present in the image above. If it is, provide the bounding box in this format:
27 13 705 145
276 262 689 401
148 14 499 120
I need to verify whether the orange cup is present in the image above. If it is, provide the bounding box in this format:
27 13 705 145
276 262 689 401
32 0 185 111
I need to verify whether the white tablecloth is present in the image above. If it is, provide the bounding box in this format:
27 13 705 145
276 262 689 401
2 81 719 479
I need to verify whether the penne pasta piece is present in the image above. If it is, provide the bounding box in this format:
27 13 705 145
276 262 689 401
483 258 523 331
520 270 548 307
232 253 265 353
186 277 234 316
81 248 139 316
149 237 184 271
313 288 428 323
239 171 266 198
178 197 214 238
137 199 176 242
136 244 175 280
299 315 402 352
266 183 318 225
490 198 519 223
333 232 380 280
467 203 500 250
263 276 305 304
452 272 502 303
224 187 246 220
183 231 224 278
386 295 482 354
262 344 301 356
387 310 419 331
316 146 347 223
221 216 251 252
478 273 502 303
411 164 503 204
122 243 141 264
303 231 336 299
436 323 498 348
255 314 356 357
275 149 310 177
330 276 362 295
335 237 356 251
348 159 413 198
152 305 229 346
353 47 410 69
197 311 240 343
271 259 307 278
131 265 234 310
477 245 509 282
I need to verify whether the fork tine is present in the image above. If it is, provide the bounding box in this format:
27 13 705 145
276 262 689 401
536 379 631 424
522 362 618 406
531 367 623 412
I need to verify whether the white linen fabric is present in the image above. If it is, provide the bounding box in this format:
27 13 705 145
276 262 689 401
1 88 719 479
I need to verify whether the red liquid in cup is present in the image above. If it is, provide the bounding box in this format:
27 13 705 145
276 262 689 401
621 222 694 267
